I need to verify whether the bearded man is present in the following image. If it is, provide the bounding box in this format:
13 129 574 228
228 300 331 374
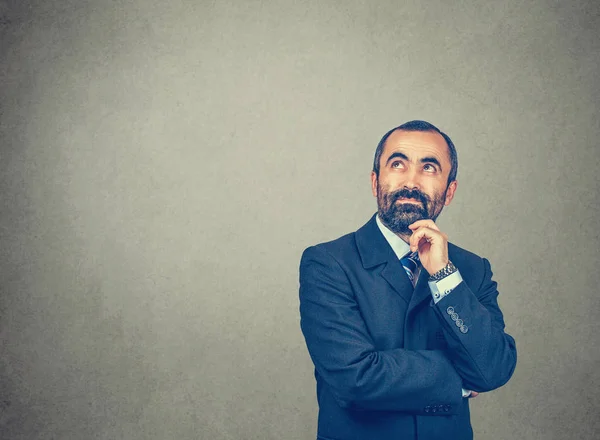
299 120 517 440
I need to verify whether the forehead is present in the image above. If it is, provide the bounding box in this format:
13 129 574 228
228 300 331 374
381 129 451 164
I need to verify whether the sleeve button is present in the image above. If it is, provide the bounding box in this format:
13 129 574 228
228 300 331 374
460 325 469 334
446 306 454 314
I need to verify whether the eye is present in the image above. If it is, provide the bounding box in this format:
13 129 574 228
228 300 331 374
423 163 437 172
391 161 404 169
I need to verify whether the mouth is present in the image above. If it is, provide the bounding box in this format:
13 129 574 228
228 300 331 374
396 198 421 204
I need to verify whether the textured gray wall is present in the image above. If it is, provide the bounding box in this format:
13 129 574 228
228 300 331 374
1 0 598 439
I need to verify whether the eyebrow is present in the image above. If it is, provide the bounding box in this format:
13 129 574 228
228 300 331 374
385 152 443 170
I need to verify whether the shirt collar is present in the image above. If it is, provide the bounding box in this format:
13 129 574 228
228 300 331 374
375 215 411 260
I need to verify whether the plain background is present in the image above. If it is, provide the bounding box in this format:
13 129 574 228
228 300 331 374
1 0 598 439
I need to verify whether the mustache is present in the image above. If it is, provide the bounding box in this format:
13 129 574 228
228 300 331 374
390 188 430 205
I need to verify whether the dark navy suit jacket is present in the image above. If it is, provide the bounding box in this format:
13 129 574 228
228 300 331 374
299 215 517 440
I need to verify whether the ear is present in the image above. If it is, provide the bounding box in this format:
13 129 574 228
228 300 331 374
444 180 458 206
370 171 378 198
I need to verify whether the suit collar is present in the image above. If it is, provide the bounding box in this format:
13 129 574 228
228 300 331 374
356 214 414 303
355 214 397 269
374 215 411 260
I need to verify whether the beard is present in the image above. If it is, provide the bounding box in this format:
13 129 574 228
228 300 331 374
377 184 447 235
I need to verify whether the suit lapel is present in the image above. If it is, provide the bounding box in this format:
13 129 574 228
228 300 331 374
407 268 432 313
381 260 414 304
355 214 414 304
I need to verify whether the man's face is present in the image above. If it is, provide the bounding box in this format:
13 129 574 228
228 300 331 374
370 130 457 236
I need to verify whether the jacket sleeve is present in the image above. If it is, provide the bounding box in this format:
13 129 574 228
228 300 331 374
299 245 464 414
433 257 517 392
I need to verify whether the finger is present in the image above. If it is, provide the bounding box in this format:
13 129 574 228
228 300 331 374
409 228 425 252
410 227 447 253
408 219 440 231
409 227 439 251
410 225 447 242
409 228 428 251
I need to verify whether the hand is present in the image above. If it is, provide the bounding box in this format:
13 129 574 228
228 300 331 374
408 219 449 275
469 391 479 398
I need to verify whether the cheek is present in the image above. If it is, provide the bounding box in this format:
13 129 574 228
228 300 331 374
376 181 392 197
435 188 449 204
378 175 401 191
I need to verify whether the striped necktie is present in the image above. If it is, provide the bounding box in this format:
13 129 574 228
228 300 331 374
400 253 419 287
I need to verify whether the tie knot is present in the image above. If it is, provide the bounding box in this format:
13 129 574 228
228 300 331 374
400 255 418 271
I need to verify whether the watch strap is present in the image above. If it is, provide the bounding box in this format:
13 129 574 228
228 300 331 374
429 261 458 281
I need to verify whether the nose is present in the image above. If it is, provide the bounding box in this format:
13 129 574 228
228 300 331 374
403 167 421 189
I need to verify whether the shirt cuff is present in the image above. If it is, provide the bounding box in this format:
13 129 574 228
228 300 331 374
428 270 463 304
462 388 472 398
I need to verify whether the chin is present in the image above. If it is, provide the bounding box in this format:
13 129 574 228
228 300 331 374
395 211 426 224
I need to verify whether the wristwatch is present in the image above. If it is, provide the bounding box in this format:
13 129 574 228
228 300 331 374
429 261 458 281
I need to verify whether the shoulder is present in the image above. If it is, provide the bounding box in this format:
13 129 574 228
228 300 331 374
301 231 358 266
298 231 362 290
301 214 383 269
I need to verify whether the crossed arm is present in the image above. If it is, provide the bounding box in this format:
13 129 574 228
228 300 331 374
299 245 517 414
